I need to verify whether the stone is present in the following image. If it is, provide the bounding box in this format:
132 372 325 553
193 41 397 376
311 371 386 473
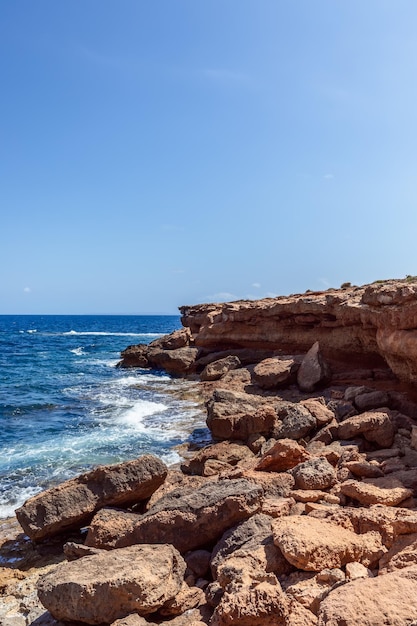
354 390 390 411
206 390 275 440
159 582 205 616
37 544 186 624
338 410 396 448
85 479 263 552
211 514 291 581
340 477 413 506
200 356 241 381
181 441 254 476
273 515 385 571
274 402 317 440
297 342 331 392
185 550 212 578
210 581 291 626
15 455 167 541
283 571 333 615
255 438 310 472
345 561 373 580
292 457 337 491
252 357 300 389
234 468 295 498
146 346 199 375
118 344 150 368
260 497 294 517
145 470 208 510
342 460 384 478
111 616 157 626
378 532 417 573
318 565 417 626
292 490 328 503
300 398 335 425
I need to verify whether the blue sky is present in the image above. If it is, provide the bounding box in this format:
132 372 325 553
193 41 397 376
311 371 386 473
1 1 417 314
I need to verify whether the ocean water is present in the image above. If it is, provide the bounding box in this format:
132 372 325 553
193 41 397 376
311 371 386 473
0 315 209 519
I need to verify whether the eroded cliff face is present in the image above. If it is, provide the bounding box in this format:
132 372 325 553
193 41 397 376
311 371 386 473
179 279 417 385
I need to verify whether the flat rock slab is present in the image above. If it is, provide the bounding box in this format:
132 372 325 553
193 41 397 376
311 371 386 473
318 565 417 626
16 455 167 541
273 515 386 571
340 477 413 506
37 544 186 625
86 478 263 553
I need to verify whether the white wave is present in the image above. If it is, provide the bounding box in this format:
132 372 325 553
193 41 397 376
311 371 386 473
116 400 168 429
63 331 163 337
0 486 42 519
27 329 37 334
70 347 85 356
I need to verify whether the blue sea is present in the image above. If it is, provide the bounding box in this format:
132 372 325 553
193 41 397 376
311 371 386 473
0 315 208 519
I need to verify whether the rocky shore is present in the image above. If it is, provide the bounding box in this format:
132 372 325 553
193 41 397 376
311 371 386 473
3 278 417 625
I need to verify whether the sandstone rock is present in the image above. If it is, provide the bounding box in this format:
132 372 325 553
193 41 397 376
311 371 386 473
378 532 417 573
340 477 413 506
255 438 310 472
118 344 150 368
342 460 384 478
181 442 254 476
318 565 417 626
146 346 199 375
300 398 335 425
272 515 385 571
15 455 167 541
260 497 294 517
210 581 291 626
345 561 373 580
159 582 205 616
338 409 396 448
234 468 295 498
63 541 104 561
292 490 328 503
292 457 337 491
283 571 333 615
151 328 191 350
37 544 186 624
252 357 300 389
306 504 417 547
274 402 317 440
297 342 331 392
111 616 157 626
200 356 241 381
206 390 275 440
145 470 208 510
86 479 263 552
211 514 291 581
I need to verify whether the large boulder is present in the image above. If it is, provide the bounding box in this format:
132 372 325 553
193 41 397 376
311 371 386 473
147 346 199 375
206 390 276 440
273 515 385 571
86 479 263 553
37 544 186 624
318 565 417 626
252 357 300 390
15 455 167 541
274 402 317 440
181 441 254 476
297 342 331 392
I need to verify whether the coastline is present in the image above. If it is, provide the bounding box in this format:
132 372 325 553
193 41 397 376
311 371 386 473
3 280 417 625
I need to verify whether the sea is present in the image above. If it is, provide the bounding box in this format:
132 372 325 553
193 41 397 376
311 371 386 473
0 315 209 519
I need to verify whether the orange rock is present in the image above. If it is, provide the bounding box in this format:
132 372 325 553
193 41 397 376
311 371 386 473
255 439 310 472
340 477 413 506
273 515 385 571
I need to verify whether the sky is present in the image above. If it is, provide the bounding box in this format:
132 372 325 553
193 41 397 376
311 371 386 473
1 1 417 314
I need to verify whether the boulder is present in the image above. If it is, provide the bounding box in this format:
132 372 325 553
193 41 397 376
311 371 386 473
252 357 300 389
111 616 157 626
200 356 241 381
210 581 290 626
292 457 337 491
338 410 396 448
208 405 276 441
274 402 317 440
345 561 373 580
15 455 167 541
118 344 150 368
211 514 291 581
318 565 417 626
181 442 254 476
378 532 417 573
297 342 331 392
85 479 263 552
37 544 186 624
272 515 385 571
147 346 199 375
255 439 310 472
300 398 335 425
354 390 390 411
340 477 413 506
